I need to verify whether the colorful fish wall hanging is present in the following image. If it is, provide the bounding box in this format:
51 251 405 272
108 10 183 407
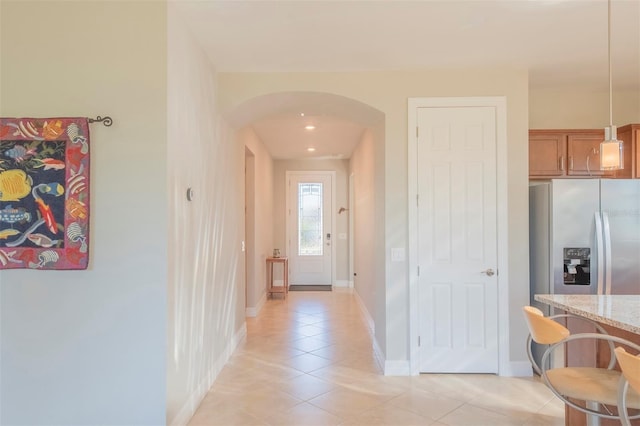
0 118 89 270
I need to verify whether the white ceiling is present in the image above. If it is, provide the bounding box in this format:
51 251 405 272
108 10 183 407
174 0 640 159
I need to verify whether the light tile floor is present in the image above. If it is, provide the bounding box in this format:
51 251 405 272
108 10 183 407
188 289 564 426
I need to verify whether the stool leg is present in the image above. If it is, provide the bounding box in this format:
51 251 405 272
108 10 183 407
585 402 600 426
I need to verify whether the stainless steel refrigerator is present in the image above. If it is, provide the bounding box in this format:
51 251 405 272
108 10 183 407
529 179 640 368
530 179 640 305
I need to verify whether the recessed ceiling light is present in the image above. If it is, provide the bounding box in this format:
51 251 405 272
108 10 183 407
307 147 316 152
305 125 315 130
300 113 305 117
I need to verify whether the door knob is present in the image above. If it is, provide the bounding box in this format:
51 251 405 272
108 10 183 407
481 268 495 277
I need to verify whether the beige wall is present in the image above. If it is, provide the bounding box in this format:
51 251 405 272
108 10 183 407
350 130 377 322
167 9 246 425
218 69 531 372
273 159 350 283
530 88 640 128
1 1 167 423
241 127 274 313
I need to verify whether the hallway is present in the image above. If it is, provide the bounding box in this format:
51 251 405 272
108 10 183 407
188 289 563 425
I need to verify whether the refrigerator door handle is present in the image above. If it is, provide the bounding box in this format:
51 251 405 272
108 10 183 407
594 212 604 295
602 212 613 295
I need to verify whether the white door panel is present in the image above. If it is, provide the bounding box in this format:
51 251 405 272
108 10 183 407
287 172 333 285
418 106 499 373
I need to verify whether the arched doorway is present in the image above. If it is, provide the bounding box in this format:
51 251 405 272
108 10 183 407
224 92 385 330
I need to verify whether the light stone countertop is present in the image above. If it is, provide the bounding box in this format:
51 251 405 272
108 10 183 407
534 294 640 334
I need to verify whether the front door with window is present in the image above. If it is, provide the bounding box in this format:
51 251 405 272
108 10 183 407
287 172 333 285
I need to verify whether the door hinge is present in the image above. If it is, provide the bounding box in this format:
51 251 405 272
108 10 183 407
416 126 419 138
416 194 419 207
417 266 420 276
418 336 421 346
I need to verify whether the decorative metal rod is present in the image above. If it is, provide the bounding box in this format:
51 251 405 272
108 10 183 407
88 116 113 127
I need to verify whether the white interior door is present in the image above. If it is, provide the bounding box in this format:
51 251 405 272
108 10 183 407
287 172 333 285
417 106 499 373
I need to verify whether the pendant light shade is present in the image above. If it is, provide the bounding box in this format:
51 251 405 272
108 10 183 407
601 126 623 170
601 0 623 171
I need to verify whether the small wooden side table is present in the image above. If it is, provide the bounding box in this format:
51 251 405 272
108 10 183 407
266 257 288 298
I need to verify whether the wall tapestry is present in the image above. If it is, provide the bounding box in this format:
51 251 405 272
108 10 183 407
0 118 89 270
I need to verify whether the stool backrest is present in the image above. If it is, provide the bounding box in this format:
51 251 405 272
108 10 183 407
522 306 570 345
615 347 640 393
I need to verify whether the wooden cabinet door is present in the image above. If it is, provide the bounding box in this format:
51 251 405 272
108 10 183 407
618 124 640 178
529 132 566 177
635 128 640 178
566 131 611 177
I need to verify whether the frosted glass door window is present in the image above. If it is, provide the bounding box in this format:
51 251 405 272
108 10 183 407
298 183 323 256
287 171 332 285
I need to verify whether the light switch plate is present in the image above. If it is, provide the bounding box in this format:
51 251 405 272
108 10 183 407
391 247 405 262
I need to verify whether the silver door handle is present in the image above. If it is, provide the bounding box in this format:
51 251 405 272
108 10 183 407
602 212 612 295
594 212 604 295
481 269 495 277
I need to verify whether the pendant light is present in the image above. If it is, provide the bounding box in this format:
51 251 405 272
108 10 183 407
600 0 623 170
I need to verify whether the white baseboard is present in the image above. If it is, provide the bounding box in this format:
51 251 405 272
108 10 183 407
348 280 354 288
333 280 350 288
169 323 247 426
372 338 385 373
246 292 266 317
354 290 388 375
384 360 412 376
501 361 533 377
353 289 374 334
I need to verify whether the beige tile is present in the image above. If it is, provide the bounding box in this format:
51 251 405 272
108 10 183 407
309 344 353 362
339 377 407 400
292 336 332 353
388 387 465 421
409 374 490 403
188 403 268 426
522 398 566 426
337 354 382 374
274 373 337 401
309 364 379 386
292 324 327 337
437 403 522 426
340 403 435 426
288 352 336 373
465 377 556 420
306 331 336 345
308 387 387 418
293 315 325 326
236 388 303 418
209 371 272 396
265 402 343 426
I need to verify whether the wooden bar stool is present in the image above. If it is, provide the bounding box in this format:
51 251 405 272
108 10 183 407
266 257 288 299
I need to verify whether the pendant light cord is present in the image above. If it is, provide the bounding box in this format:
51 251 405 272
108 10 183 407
608 0 613 128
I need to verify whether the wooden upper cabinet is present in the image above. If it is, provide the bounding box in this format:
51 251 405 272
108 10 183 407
566 130 611 177
529 132 566 177
529 127 639 179
617 124 640 178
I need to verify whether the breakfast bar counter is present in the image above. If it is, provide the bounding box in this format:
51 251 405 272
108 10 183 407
534 294 640 334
